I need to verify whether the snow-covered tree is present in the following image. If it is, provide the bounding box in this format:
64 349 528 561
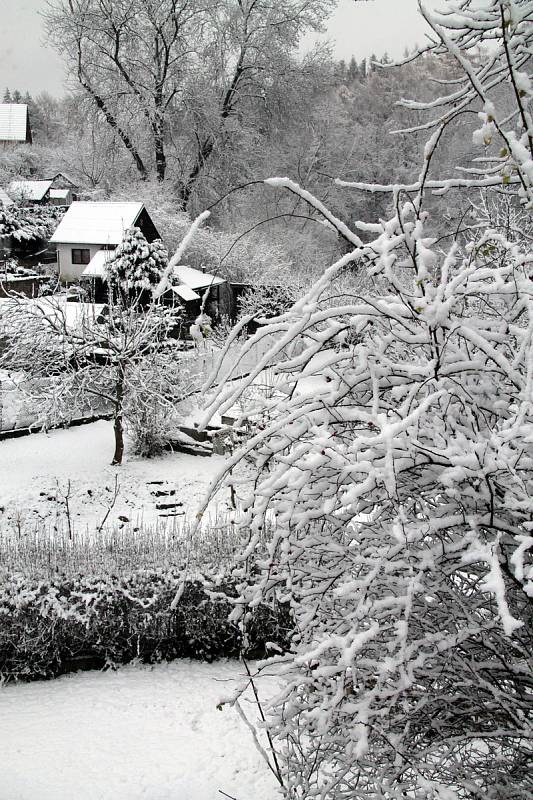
0 295 186 465
105 227 168 300
0 204 19 237
197 2 533 798
0 217 207 464
0 203 64 243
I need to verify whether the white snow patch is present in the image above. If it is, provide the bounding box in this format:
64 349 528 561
0 660 280 800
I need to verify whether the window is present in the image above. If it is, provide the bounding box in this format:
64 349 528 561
72 248 90 265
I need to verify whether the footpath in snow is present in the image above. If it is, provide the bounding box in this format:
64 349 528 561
0 660 280 800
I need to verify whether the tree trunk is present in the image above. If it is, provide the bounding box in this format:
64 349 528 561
179 135 214 209
112 412 124 466
111 366 125 465
153 93 166 181
77 60 148 181
87 88 148 181
154 129 166 182
179 50 244 207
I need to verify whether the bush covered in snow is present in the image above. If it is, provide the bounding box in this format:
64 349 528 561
0 203 64 242
0 568 292 682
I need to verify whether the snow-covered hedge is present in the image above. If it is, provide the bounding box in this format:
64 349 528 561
0 569 291 682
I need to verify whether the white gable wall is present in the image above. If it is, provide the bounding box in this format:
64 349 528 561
58 243 105 283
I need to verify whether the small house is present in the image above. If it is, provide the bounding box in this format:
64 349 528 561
49 201 161 283
48 173 78 206
8 179 53 205
0 104 32 149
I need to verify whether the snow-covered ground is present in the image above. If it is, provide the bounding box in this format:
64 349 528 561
0 420 232 536
0 660 280 800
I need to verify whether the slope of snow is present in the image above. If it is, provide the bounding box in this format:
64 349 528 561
0 660 280 800
0 420 231 536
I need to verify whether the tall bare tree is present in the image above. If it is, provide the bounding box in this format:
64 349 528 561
45 0 334 195
45 0 207 182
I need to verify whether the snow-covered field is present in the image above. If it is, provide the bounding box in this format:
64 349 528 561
0 420 232 536
0 660 280 800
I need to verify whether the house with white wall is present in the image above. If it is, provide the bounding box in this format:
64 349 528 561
49 201 161 283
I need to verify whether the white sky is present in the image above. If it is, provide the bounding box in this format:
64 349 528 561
0 0 436 98
307 0 435 63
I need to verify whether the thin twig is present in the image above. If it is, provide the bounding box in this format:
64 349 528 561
96 474 120 533
241 657 285 789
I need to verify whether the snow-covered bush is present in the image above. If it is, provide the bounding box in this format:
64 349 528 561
238 282 301 323
198 3 533 798
0 205 19 237
0 569 292 682
124 349 197 458
0 203 64 243
19 204 65 242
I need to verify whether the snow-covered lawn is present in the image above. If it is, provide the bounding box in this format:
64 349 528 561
0 420 232 537
0 660 280 800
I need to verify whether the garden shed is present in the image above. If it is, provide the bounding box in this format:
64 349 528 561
168 264 230 322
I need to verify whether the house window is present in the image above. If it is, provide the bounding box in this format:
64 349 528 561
72 248 90 265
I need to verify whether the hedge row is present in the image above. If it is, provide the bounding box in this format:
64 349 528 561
0 569 291 682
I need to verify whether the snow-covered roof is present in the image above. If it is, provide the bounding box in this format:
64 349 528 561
9 180 52 202
0 104 29 142
82 248 116 278
50 188 70 200
172 264 225 290
172 284 200 302
0 187 14 206
49 172 77 188
50 201 145 245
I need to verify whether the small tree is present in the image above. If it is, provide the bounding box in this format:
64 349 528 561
0 218 207 464
0 295 185 464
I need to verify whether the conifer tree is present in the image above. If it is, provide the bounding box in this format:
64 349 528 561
105 227 168 301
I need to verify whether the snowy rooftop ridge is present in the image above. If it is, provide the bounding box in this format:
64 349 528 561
0 104 29 142
50 201 145 246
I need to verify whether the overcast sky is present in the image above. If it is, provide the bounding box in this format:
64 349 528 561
0 0 435 98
